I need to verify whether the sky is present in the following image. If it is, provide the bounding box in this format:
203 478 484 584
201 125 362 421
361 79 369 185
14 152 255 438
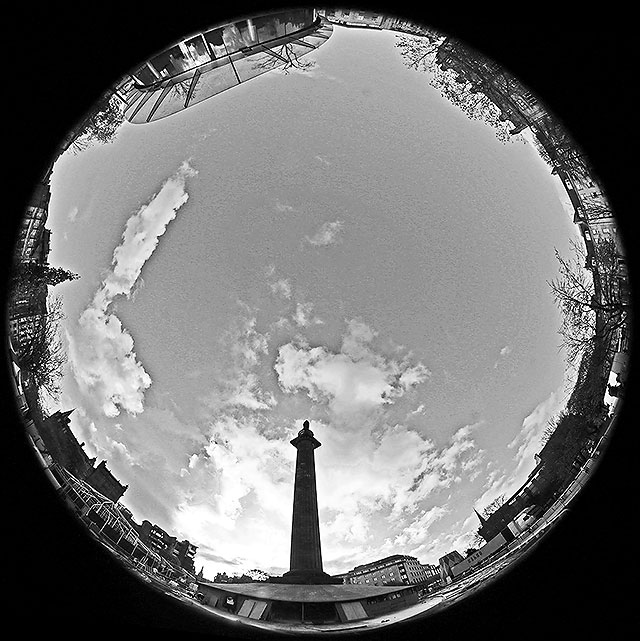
44 25 580 578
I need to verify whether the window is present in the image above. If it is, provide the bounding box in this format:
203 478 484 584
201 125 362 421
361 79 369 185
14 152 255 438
204 28 227 59
339 601 367 621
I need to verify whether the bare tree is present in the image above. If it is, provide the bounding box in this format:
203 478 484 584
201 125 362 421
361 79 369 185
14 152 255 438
548 237 627 367
395 34 515 142
395 32 443 72
16 294 67 405
548 240 597 365
251 42 316 75
540 416 559 448
481 495 506 518
469 494 508 547
70 93 125 154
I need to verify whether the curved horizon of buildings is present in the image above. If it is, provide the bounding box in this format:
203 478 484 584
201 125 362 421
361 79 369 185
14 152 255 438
5 5 632 625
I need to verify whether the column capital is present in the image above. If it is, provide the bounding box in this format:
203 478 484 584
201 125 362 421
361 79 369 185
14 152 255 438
290 420 321 449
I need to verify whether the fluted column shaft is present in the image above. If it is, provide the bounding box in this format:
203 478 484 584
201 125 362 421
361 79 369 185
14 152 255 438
289 425 323 573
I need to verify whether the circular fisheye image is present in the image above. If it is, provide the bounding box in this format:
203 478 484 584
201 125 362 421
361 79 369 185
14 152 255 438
4 4 634 639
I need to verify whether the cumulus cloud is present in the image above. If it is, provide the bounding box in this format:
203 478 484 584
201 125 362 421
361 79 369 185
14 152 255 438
312 417 483 565
391 505 449 548
201 312 277 414
305 220 344 247
270 278 292 300
292 301 323 328
67 161 197 417
275 318 430 416
171 414 295 574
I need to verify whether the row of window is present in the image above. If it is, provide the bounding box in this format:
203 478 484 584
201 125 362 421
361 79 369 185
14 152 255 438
131 9 315 86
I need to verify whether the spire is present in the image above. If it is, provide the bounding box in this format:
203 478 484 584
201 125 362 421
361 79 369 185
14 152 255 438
59 408 75 423
474 508 487 526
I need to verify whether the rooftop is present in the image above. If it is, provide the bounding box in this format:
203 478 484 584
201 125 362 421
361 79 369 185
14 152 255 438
197 581 415 602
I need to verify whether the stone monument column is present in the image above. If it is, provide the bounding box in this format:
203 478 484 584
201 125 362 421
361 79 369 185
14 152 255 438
281 420 338 584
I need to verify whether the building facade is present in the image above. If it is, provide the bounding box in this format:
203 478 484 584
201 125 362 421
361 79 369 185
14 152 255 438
8 178 53 353
118 8 333 124
346 554 432 587
37 409 128 502
14 180 51 263
434 37 547 135
321 8 430 35
137 519 198 575
196 581 420 624
438 550 464 582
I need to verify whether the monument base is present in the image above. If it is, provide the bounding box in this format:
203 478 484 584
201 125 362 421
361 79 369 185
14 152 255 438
271 569 343 585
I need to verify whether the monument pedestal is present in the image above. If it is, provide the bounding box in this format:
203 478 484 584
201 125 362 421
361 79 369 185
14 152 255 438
272 569 342 585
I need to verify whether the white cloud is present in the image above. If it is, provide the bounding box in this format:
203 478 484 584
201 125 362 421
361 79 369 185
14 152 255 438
476 387 565 510
96 160 197 304
68 206 79 222
201 312 276 414
270 278 292 300
391 505 449 548
305 220 344 247
275 318 430 416
312 418 483 564
171 413 295 574
494 344 512 368
292 301 323 327
275 200 295 213
67 308 152 417
410 404 425 414
67 161 197 417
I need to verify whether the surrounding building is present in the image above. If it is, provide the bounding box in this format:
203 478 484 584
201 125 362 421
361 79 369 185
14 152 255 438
420 563 441 583
195 581 420 623
320 8 429 35
434 37 546 135
345 554 433 587
7 178 53 353
438 551 464 583
117 8 333 124
137 519 198 575
52 464 192 585
7 282 48 354
37 409 128 502
320 7 385 29
174 539 198 575
475 467 551 543
423 30 628 291
13 180 51 263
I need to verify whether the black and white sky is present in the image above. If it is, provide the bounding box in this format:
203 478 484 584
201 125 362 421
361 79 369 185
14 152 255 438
45 25 580 578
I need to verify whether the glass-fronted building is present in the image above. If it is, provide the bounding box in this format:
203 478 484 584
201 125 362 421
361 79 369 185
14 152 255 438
115 8 333 124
